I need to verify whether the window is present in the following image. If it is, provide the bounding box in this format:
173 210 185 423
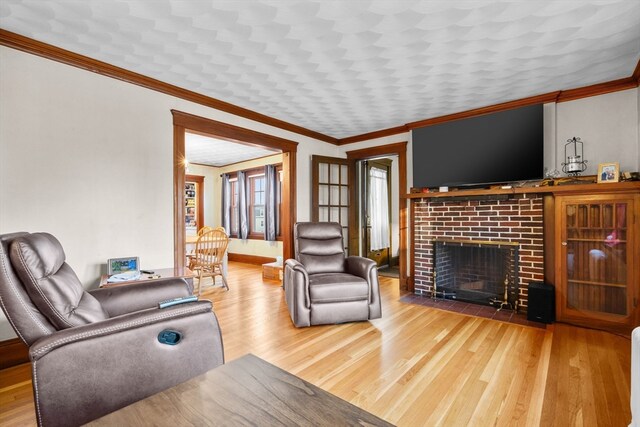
227 165 282 240
277 170 283 237
250 175 265 235
230 178 239 236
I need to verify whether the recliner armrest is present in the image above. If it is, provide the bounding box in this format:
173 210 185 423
345 256 376 280
346 256 382 320
285 259 308 277
284 259 311 327
29 300 224 427
88 277 191 317
30 300 212 361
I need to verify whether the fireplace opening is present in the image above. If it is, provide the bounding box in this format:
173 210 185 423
433 240 519 309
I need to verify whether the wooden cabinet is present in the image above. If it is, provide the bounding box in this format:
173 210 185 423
262 262 283 282
555 192 639 333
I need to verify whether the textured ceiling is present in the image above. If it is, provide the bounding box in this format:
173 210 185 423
186 132 279 167
1 1 639 139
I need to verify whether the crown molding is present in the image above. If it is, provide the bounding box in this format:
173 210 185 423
2 29 638 148
0 29 339 145
339 58 640 145
339 125 409 145
556 76 638 103
405 92 560 131
633 57 640 84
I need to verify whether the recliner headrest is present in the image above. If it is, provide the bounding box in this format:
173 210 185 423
10 233 108 330
11 233 66 279
295 222 342 240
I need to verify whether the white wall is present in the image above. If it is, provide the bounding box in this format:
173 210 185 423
0 47 336 339
553 89 639 175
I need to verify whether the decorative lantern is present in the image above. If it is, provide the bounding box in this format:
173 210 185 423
561 137 587 176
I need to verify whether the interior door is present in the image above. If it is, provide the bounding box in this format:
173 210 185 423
362 159 391 268
311 155 355 254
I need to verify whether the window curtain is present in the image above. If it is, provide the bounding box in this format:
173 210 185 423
368 167 389 251
237 170 249 240
264 165 278 241
221 173 231 234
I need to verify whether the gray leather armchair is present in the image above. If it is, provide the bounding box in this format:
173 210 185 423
0 232 224 427
284 222 382 327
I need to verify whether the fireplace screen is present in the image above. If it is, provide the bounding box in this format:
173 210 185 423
433 240 519 309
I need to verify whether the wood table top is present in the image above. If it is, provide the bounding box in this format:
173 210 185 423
99 267 194 288
89 353 393 426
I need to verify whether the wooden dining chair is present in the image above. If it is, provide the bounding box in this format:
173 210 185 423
191 228 230 294
187 226 215 269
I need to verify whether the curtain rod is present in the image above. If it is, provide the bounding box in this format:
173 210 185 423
219 163 280 177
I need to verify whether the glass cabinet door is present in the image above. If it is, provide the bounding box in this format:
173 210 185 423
561 196 633 321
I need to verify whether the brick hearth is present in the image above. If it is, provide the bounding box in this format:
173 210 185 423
413 194 544 310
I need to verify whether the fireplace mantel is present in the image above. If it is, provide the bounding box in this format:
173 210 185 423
405 181 640 200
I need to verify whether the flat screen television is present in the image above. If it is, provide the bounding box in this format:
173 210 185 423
412 104 544 188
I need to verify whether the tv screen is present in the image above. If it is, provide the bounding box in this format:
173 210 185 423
412 104 544 188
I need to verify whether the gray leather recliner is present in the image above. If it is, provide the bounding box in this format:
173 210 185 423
0 232 224 427
284 222 382 327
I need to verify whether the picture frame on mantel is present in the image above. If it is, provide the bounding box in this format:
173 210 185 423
597 162 620 183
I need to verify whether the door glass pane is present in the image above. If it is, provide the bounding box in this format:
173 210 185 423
319 163 329 184
330 207 339 222
616 203 627 228
341 207 349 227
341 165 348 182
589 205 600 228
340 186 348 205
330 164 339 184
566 204 576 228
603 204 614 228
330 185 339 205
319 207 328 222
319 185 328 205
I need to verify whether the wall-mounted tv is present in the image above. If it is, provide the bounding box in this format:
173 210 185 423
412 104 544 188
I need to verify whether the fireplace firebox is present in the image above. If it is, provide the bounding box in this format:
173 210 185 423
432 239 519 311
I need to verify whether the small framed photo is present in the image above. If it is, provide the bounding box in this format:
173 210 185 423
107 257 139 275
597 162 620 183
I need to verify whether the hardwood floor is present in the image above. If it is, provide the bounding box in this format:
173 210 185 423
0 262 632 426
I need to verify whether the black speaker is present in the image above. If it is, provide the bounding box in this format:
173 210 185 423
527 282 555 323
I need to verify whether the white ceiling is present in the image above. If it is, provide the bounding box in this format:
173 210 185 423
1 1 639 139
186 132 279 167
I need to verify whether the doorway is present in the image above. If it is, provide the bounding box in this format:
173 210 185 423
171 110 298 271
361 158 393 269
346 142 409 291
185 174 204 236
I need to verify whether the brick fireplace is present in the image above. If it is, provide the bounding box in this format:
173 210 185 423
413 194 544 310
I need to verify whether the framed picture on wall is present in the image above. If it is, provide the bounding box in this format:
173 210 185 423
597 162 620 183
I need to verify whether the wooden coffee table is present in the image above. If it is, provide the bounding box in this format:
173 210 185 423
89 354 393 426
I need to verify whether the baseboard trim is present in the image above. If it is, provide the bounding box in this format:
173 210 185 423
0 337 29 369
228 253 277 265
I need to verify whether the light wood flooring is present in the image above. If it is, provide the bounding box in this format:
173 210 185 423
0 262 632 426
